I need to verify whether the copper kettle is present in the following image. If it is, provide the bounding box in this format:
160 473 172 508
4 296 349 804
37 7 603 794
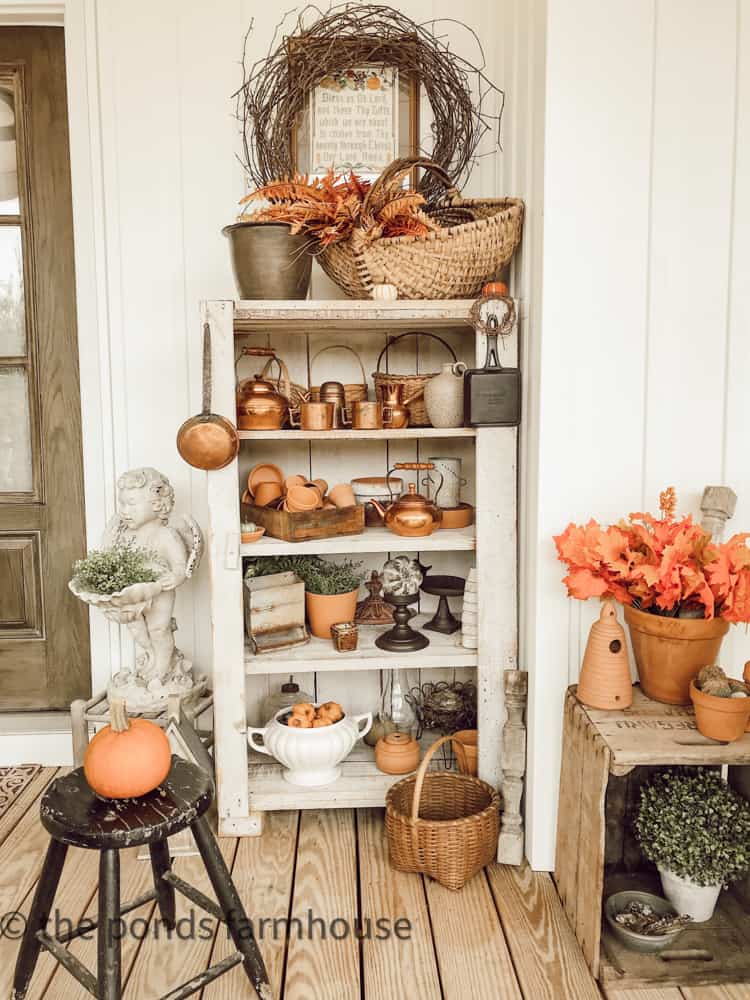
369 463 444 537
236 347 290 430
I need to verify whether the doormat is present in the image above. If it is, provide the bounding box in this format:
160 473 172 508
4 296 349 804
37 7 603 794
0 766 41 819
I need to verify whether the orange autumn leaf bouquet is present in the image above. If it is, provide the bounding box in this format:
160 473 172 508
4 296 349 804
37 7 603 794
554 488 750 622
238 169 439 248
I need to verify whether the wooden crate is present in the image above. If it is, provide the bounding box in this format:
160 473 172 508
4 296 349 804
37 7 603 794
555 685 750 989
241 500 364 542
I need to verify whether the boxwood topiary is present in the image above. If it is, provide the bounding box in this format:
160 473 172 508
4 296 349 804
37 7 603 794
244 555 364 595
635 768 750 886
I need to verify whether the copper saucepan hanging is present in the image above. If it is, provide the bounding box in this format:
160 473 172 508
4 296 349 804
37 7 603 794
176 322 239 470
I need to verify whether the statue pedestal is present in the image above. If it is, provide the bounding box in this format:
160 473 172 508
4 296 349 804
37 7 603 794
108 649 194 712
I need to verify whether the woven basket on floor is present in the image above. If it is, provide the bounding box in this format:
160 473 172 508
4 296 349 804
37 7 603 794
385 734 500 891
373 331 457 427
319 156 524 300
308 344 368 405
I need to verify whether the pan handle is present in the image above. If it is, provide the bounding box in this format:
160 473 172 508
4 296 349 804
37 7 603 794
201 323 212 416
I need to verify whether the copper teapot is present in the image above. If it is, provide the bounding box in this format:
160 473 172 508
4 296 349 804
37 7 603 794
369 463 444 537
236 348 290 430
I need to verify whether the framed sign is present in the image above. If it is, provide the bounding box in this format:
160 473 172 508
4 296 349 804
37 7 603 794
310 66 398 174
288 38 420 179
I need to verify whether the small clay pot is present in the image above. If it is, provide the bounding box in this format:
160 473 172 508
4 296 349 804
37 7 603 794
375 732 420 774
451 729 478 776
363 715 397 748
690 680 750 742
286 485 321 512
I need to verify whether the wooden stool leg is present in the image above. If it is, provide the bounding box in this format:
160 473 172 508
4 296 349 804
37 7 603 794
70 699 90 767
190 816 273 1000
149 839 176 930
97 848 121 1000
12 838 68 1000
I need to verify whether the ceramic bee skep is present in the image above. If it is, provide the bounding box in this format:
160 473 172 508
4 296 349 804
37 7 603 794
577 601 633 709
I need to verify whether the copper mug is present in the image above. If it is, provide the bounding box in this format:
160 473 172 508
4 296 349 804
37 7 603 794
351 400 387 430
289 401 335 430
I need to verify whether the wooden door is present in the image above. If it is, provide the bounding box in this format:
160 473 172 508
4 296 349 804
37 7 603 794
0 27 89 709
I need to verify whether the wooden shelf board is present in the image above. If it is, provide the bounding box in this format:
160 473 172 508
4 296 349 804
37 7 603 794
247 732 455 811
238 427 476 441
576 685 750 767
599 872 750 988
245 614 477 675
241 525 475 556
233 298 476 334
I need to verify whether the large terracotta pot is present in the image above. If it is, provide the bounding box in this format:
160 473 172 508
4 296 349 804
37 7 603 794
623 605 729 705
306 589 359 640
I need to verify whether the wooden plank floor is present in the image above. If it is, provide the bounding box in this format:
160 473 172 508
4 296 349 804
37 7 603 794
2 769 748 999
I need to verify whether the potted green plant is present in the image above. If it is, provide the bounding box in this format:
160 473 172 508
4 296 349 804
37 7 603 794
635 769 750 921
554 488 750 704
69 542 163 624
245 556 365 639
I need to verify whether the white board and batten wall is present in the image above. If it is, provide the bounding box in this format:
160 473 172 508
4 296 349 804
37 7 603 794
525 0 750 870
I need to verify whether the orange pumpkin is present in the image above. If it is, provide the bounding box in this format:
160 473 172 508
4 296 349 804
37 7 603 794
83 697 171 798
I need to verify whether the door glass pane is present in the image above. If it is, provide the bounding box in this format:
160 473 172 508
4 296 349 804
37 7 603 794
0 86 19 215
0 227 25 355
0 367 33 491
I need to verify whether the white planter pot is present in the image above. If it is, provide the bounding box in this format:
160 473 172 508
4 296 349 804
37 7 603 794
247 705 372 787
658 865 722 922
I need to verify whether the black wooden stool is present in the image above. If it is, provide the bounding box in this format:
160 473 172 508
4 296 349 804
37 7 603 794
12 757 272 1000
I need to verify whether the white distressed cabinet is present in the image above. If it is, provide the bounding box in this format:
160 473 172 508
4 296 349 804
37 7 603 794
202 299 518 848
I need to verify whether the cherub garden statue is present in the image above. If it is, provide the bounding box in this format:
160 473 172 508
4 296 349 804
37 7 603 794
69 467 203 710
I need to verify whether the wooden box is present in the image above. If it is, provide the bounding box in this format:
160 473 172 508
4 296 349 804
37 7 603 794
244 571 309 654
555 685 750 990
240 501 364 543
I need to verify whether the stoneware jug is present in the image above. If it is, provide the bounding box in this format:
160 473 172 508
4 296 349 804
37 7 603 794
577 601 633 710
424 361 467 428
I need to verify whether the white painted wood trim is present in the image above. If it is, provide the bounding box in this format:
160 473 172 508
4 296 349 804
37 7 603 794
238 428 476 441
475 313 518 795
245 615 478 675
63 0 121 692
243 525 476 556
0 2 64 25
233 299 476 330
204 299 248 824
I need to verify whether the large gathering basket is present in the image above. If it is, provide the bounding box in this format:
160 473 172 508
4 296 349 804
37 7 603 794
385 734 500 891
319 157 524 300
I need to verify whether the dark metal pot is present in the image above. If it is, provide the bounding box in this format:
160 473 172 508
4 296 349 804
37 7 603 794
222 222 313 300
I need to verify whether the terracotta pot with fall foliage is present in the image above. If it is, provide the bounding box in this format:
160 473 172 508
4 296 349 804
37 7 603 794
625 607 728 705
555 488 750 706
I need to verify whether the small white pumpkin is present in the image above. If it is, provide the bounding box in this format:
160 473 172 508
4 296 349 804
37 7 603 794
371 283 398 301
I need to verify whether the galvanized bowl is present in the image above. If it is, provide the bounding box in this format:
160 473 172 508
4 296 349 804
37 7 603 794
604 890 687 954
222 222 313 300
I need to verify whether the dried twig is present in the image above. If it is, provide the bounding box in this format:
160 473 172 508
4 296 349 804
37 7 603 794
234 3 504 198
